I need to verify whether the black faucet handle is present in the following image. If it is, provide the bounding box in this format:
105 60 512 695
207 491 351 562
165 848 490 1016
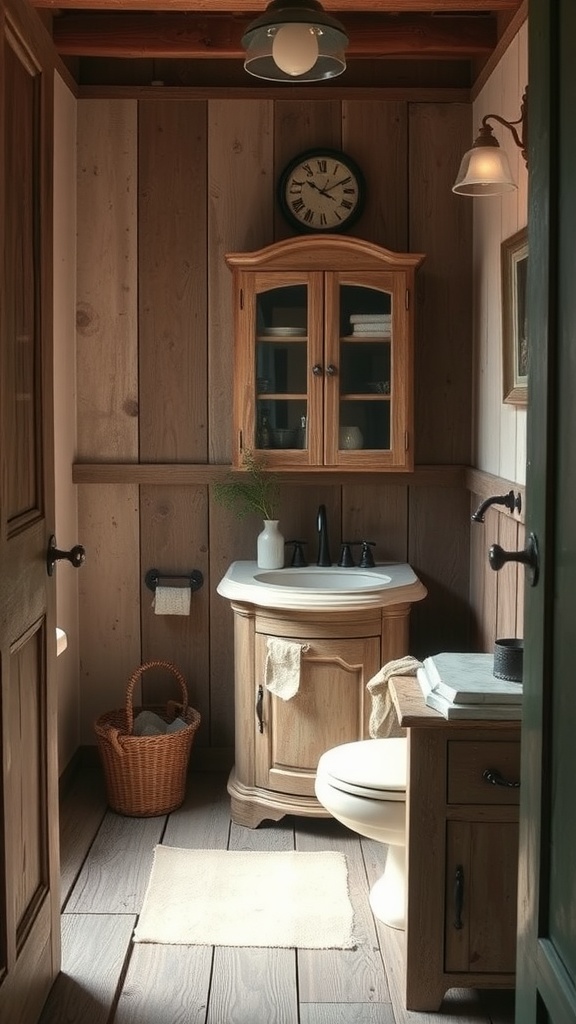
338 542 357 568
285 539 308 567
359 541 376 568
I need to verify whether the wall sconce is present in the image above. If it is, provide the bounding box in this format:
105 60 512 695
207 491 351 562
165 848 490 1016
453 89 528 196
242 0 348 83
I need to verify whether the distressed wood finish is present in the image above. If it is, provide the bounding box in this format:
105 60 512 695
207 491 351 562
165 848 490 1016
0 4 60 1020
77 483 141 744
390 677 520 1011
342 100 408 252
72 96 489 763
42 767 515 1024
228 599 422 827
76 99 138 460
138 99 208 463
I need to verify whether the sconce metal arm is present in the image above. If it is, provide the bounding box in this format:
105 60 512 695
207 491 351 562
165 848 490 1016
477 88 528 167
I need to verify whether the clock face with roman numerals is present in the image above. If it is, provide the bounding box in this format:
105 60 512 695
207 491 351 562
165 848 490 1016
278 149 365 233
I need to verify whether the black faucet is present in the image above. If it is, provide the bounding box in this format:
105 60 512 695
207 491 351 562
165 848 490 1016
471 490 522 523
316 504 332 567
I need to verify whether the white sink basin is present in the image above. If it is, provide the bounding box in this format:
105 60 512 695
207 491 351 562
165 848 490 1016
254 569 392 590
217 561 427 610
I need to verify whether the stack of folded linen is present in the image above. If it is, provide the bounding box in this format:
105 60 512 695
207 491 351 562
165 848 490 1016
349 313 392 337
417 652 523 720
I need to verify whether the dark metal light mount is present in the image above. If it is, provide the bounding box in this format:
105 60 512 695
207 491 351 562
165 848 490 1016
242 0 348 83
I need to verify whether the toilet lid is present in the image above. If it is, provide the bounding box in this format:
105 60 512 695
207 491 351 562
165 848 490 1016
317 738 407 801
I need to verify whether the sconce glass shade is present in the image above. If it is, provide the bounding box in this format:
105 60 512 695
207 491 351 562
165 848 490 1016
242 0 348 82
452 144 517 196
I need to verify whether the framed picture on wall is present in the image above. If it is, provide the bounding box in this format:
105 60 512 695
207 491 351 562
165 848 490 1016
501 226 528 405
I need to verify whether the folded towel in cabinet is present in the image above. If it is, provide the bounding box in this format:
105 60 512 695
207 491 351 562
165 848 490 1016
366 655 422 739
265 637 310 701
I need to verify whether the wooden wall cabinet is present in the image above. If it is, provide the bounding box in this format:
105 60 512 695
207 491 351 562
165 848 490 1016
225 236 425 472
228 600 415 828
390 677 520 1011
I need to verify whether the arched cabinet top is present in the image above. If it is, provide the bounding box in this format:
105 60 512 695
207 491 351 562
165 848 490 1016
225 235 426 274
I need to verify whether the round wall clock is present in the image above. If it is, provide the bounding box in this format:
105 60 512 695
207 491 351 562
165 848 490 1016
278 148 365 233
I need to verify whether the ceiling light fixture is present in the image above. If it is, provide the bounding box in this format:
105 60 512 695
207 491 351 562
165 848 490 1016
452 89 528 197
242 0 348 83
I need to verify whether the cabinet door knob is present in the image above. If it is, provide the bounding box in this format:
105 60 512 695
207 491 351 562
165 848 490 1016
326 364 337 376
312 364 323 376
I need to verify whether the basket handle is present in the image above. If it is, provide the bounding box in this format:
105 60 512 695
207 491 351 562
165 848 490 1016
125 660 189 735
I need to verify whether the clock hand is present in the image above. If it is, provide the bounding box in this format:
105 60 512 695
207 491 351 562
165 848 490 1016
323 177 353 193
305 180 336 200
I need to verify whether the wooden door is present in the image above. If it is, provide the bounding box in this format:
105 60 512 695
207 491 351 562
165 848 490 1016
516 1 576 1020
0 2 59 1023
254 632 380 796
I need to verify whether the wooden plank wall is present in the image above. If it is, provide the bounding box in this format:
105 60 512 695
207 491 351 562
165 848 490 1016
76 94 482 763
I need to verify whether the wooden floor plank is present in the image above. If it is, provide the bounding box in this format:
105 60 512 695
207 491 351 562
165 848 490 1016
113 944 214 1024
301 1004 394 1024
208 947 298 1024
48 769 516 1024
64 810 165 914
59 767 108 907
38 913 135 1024
162 771 231 849
296 817 391 1005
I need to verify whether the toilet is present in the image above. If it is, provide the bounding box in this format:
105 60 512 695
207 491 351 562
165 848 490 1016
315 737 407 930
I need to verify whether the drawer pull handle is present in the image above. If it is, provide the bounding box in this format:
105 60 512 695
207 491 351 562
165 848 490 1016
483 768 520 789
256 685 264 733
454 865 464 930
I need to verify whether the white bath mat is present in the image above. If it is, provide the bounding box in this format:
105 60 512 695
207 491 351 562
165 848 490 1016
134 845 356 949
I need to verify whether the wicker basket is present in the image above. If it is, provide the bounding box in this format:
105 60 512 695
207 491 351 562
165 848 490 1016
94 660 201 817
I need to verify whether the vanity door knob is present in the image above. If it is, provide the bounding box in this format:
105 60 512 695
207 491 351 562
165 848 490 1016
488 531 540 587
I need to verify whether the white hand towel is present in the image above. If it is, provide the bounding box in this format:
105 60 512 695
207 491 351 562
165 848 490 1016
265 637 310 701
366 655 422 738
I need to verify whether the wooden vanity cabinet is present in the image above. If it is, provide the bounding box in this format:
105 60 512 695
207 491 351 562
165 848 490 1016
228 600 414 828
390 676 521 1011
225 236 425 472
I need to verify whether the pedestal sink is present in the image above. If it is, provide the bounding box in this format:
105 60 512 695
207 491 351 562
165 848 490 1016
217 561 426 610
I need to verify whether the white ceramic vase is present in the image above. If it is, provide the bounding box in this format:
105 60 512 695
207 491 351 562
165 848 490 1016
257 520 285 569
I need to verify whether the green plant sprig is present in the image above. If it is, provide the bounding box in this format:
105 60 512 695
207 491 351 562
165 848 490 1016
213 450 280 521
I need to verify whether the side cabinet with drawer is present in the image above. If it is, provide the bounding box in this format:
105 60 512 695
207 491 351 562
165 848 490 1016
389 676 521 1012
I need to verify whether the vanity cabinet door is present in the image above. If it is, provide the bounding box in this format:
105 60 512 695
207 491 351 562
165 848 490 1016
254 632 380 797
444 820 519 974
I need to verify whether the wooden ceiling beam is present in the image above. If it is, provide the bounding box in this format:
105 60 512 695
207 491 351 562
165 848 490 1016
33 0 521 10
52 12 496 59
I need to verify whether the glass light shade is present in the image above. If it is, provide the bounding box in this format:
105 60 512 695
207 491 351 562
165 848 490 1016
242 1 348 82
452 145 517 196
272 24 319 76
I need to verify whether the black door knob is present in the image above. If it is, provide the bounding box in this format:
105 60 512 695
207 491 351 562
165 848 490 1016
47 534 86 576
488 531 539 587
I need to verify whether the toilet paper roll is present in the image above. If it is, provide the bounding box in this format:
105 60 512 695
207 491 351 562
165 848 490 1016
153 586 191 616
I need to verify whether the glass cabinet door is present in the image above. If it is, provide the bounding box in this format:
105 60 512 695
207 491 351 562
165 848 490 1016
325 272 409 467
248 274 323 464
